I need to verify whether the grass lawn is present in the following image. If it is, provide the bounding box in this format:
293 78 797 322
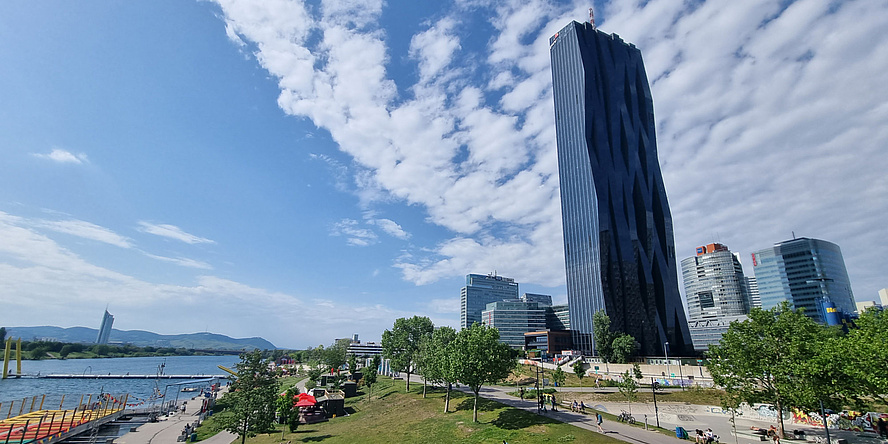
234 377 624 444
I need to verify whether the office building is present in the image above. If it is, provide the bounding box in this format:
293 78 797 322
96 309 114 344
481 301 547 348
460 273 519 330
681 244 750 321
549 19 692 355
547 304 571 330
751 237 855 323
746 276 761 309
521 293 553 306
524 330 573 357
879 288 888 307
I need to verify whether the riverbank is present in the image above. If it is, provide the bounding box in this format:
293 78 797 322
117 386 236 444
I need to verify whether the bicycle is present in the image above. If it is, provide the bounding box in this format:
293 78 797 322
617 410 636 424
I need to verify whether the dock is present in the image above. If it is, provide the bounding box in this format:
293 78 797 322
37 374 229 379
0 399 126 443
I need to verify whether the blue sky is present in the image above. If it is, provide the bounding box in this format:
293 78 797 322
1 0 886 349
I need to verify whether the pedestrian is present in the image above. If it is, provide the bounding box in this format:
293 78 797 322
579 401 586 413
596 412 604 432
705 428 715 444
519 387 525 400
695 429 704 443
878 418 888 439
767 425 779 444
572 400 578 412
551 393 557 411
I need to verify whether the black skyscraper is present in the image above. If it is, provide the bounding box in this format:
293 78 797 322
549 20 692 356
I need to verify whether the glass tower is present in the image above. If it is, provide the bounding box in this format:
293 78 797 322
96 309 114 344
681 243 750 321
751 237 855 323
549 21 692 356
460 273 519 330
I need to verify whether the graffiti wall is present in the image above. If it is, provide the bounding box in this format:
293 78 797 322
791 409 888 433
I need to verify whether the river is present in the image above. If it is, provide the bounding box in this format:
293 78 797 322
0 355 240 407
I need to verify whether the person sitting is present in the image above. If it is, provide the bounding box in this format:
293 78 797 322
695 429 704 443
704 428 715 444
579 401 586 413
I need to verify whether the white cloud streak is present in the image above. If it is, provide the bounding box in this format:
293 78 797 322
32 148 88 164
137 222 215 245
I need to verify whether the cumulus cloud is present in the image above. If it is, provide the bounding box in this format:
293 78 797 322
137 222 215 245
214 0 888 300
32 148 88 164
369 218 410 240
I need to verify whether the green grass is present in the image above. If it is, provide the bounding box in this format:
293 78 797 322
234 377 624 444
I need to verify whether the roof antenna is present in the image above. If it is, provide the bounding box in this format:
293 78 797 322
589 7 596 28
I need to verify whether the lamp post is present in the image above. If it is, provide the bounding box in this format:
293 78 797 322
664 342 670 379
651 377 660 428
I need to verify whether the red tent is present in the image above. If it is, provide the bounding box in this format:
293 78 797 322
295 393 317 406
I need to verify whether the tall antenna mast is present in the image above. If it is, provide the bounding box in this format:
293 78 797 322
589 7 596 28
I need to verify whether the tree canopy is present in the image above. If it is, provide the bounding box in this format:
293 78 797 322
449 323 516 422
418 326 458 409
381 315 434 392
220 350 279 444
592 310 615 361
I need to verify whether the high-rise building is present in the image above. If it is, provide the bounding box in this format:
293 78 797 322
681 244 750 320
549 20 692 355
680 244 750 351
520 293 553 307
879 288 888 307
547 304 571 330
746 276 761 309
751 237 855 323
96 309 114 344
481 301 547 348
460 273 519 330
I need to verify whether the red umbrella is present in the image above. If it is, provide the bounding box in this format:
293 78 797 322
297 393 317 403
295 398 316 407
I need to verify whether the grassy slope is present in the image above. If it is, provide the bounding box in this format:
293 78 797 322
235 377 625 444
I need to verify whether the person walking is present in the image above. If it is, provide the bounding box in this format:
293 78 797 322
878 417 887 439
551 393 557 411
596 412 604 433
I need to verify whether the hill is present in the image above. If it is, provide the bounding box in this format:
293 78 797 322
4 326 276 350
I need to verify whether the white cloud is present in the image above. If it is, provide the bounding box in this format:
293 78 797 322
143 253 213 270
32 148 88 164
36 219 132 248
0 211 412 347
213 0 888 301
137 222 215 245
330 218 378 246
369 218 410 240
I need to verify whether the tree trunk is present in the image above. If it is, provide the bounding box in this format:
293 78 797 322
473 390 479 423
776 397 786 439
444 384 451 413
423 376 427 398
406 369 411 392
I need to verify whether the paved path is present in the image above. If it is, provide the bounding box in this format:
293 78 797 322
116 389 236 444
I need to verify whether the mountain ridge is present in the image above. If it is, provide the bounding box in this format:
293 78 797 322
4 326 276 350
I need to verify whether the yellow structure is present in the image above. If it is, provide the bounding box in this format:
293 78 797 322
2 338 22 379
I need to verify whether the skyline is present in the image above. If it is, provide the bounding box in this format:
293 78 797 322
1 1 886 349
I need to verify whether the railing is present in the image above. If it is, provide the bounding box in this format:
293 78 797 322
0 393 128 443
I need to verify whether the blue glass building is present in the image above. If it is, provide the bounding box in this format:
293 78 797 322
549 21 692 356
751 237 855 323
460 273 519 330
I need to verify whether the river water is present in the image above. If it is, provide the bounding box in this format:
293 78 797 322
0 355 239 407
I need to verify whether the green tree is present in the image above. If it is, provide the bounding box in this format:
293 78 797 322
220 350 279 444
822 307 888 408
617 364 643 415
551 366 567 387
347 354 357 375
572 359 586 381
707 303 829 439
417 326 458 410
0 327 6 343
362 355 380 401
611 333 638 364
449 323 516 422
275 385 300 432
381 316 434 392
592 310 616 362
323 340 348 374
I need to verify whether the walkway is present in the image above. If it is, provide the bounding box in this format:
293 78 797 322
116 389 235 444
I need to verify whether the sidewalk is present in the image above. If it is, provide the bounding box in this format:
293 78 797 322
116 388 235 444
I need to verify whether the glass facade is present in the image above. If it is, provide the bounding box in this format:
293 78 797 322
681 245 750 321
481 301 547 348
549 21 692 355
460 273 519 330
751 237 855 323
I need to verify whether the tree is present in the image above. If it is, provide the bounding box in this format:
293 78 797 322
611 333 638 364
323 340 348 375
275 385 300 432
450 323 515 422
418 327 458 410
551 366 567 387
707 303 829 439
220 350 279 444
617 363 643 415
362 355 380 401
347 354 357 375
822 307 888 409
592 310 616 362
572 359 586 381
0 327 6 343
381 316 434 392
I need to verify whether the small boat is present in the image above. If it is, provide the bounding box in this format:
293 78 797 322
181 387 199 392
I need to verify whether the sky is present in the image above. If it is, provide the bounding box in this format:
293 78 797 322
0 0 886 350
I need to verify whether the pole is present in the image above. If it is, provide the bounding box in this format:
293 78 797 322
819 400 831 444
651 377 660 428
677 358 684 390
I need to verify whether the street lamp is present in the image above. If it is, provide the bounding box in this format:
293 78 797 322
664 341 670 378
